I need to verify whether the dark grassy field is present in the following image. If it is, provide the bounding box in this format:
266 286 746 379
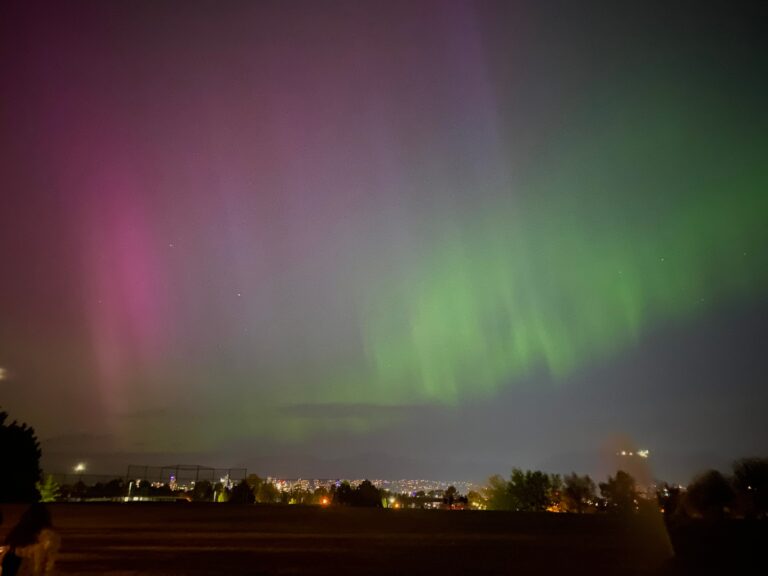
1 503 761 575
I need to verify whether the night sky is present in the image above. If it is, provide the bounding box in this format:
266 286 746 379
1 0 766 483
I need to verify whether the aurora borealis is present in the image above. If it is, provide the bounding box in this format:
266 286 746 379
1 1 766 481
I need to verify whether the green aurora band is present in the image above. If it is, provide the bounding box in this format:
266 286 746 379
358 93 768 406
133 85 768 448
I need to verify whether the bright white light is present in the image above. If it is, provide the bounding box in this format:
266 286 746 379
74 462 86 473
637 449 650 458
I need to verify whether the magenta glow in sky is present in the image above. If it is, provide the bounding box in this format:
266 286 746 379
1 0 767 481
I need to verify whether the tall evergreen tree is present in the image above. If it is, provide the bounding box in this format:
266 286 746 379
0 409 43 502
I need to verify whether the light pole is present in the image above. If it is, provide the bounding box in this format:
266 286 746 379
74 462 86 484
73 462 86 500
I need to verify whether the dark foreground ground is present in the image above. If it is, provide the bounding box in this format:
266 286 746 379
0 504 764 575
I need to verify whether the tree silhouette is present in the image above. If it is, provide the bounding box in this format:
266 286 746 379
466 490 486 509
214 482 230 502
599 470 638 514
732 457 768 519
192 479 214 501
229 479 255 504
247 474 264 501
313 486 330 505
484 474 512 510
106 481 119 498
655 482 682 518
256 481 280 504
562 473 596 513
685 470 734 521
333 481 354 506
443 485 457 508
0 409 42 502
354 480 382 507
71 480 88 499
508 469 557 512
332 480 381 507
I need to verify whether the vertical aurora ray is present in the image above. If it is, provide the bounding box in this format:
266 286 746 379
358 87 768 406
80 164 174 419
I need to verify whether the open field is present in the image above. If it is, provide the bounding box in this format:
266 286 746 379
0 503 762 575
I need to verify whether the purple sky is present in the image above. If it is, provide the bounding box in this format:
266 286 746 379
1 1 767 483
